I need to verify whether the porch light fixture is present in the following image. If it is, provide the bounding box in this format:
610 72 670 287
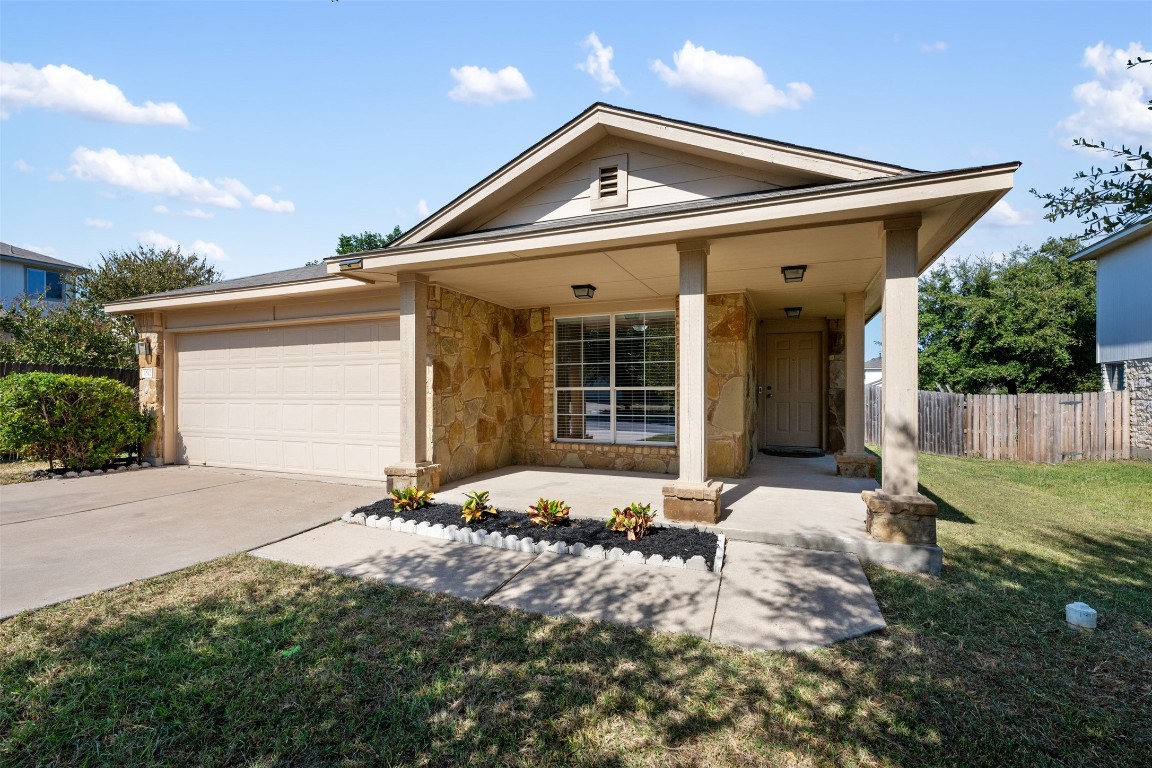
784 306 803 318
571 284 596 300
339 258 364 271
135 339 152 358
781 264 807 283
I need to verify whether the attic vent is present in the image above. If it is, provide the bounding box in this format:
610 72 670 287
589 153 628 210
598 165 619 197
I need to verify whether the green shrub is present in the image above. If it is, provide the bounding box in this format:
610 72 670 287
391 486 434 512
607 502 657 541
461 490 496 524
0 372 153 470
527 498 570 528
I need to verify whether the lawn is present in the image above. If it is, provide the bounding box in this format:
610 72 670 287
2 455 1149 767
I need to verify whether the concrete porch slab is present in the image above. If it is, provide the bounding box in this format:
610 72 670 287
711 541 886 652
251 522 534 602
485 551 721 639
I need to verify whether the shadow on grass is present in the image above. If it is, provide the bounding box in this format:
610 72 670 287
3 518 1150 766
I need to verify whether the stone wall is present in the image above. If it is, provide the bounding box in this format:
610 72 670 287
511 307 547 464
826 318 846 453
706 293 756 477
1126 358 1152 459
427 286 519 482
134 311 165 464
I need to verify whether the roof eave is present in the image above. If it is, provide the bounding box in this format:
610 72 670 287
104 275 369 314
1070 216 1152 261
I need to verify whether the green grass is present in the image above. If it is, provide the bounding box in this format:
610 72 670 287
2 455 1150 766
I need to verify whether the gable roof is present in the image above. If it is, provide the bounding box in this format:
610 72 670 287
0 242 86 271
391 103 919 248
119 264 331 301
1070 216 1152 261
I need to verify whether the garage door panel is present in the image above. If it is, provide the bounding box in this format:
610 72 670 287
177 318 401 480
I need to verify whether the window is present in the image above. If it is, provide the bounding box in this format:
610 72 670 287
554 311 675 444
26 268 63 300
589 153 629 210
1104 363 1125 391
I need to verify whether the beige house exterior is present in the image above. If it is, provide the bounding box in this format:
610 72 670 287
107 104 1018 551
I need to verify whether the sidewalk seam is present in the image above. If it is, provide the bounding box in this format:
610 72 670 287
480 553 539 603
707 574 723 641
1 478 257 526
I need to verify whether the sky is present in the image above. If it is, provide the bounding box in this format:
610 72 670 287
1 0 1149 353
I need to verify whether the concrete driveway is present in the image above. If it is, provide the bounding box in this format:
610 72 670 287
0 467 385 618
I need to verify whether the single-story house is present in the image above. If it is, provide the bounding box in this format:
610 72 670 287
1071 216 1151 460
107 103 1018 546
0 242 86 306
864 355 883 387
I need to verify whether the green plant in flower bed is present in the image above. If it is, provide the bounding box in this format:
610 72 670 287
606 501 657 541
527 497 570 528
460 490 496 524
390 486 433 512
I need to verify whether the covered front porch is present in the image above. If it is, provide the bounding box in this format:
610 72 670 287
436 452 941 573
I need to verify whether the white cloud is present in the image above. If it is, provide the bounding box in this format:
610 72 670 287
577 33 623 92
14 159 32 172
153 204 169 214
918 41 948 53
47 171 65 182
416 199 430 218
1059 42 1152 145
21 243 57 256
134 229 229 261
651 41 813 114
69 147 295 213
181 207 214 219
0 61 189 126
985 200 1033 227
448 65 532 105
84 217 113 229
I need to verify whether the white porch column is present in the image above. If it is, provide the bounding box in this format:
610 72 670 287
836 291 876 477
880 218 920 495
386 273 440 490
678 242 708 485
861 216 938 555
662 240 722 523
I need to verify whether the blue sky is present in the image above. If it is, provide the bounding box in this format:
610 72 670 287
2 1 1149 352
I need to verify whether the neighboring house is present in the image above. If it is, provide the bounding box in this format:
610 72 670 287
1071 217 1152 460
0 242 86 306
107 103 1018 545
864 356 883 386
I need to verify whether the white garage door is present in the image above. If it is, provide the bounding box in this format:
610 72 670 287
176 319 401 480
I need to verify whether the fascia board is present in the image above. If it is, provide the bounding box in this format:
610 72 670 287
104 276 380 314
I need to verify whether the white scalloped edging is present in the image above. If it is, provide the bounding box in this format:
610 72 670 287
340 511 726 574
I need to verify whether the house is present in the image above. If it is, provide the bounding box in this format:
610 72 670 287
105 103 1018 553
1071 216 1152 460
0 242 86 306
864 356 883 386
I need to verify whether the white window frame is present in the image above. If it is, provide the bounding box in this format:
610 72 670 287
25 267 64 300
589 153 629 211
553 311 676 446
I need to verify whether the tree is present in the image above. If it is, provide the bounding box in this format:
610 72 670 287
1031 58 1151 240
336 226 402 255
0 244 221 368
918 237 1098 394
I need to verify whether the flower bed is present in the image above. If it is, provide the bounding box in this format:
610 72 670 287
343 497 724 573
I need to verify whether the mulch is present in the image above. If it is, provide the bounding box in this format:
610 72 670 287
351 498 719 568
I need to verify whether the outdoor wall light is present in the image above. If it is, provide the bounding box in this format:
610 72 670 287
135 338 153 360
784 306 803 318
781 264 807 283
339 258 364 271
571 284 597 300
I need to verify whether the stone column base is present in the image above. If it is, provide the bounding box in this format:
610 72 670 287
836 452 878 479
385 463 441 493
662 480 723 524
861 490 938 546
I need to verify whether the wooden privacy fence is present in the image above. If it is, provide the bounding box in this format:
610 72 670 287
865 386 1131 463
0 362 138 390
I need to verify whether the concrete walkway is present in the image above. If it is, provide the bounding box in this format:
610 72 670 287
252 522 886 652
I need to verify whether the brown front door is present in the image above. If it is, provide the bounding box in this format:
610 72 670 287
759 332 821 448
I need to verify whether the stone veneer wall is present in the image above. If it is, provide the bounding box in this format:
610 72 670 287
706 293 756 477
134 311 165 464
826 318 847 453
427 286 520 482
1126 359 1152 459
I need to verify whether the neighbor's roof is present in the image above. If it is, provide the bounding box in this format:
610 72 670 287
0 242 86 271
864 356 882 369
118 263 331 302
1070 216 1152 261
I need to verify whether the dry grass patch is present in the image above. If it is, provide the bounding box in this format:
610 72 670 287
0 459 48 485
2 455 1150 766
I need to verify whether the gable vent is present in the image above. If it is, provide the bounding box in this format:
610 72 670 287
598 165 619 197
